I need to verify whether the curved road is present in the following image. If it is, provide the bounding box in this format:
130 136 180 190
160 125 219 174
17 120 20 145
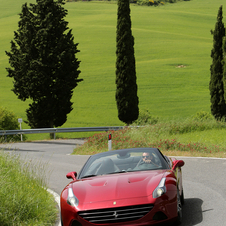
1 140 226 226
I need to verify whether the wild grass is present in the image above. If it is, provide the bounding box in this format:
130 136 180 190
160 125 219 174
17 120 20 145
0 0 225 142
73 116 226 158
0 151 57 226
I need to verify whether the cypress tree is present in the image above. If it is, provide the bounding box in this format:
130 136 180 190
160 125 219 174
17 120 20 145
6 0 82 128
223 36 226 102
209 5 226 120
115 0 139 125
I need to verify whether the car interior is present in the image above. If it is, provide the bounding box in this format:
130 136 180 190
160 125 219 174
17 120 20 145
80 150 166 178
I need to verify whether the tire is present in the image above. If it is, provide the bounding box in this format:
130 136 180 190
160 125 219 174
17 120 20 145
180 188 185 205
60 213 64 226
175 189 183 225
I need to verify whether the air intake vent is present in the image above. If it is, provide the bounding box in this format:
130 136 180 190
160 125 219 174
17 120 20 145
78 204 154 224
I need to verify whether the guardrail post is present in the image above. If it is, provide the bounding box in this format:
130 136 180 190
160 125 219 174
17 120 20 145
18 118 23 141
108 133 112 151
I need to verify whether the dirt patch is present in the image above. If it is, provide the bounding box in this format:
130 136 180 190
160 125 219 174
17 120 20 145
176 65 186 68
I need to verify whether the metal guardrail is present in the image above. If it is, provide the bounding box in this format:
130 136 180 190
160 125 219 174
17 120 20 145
0 126 124 137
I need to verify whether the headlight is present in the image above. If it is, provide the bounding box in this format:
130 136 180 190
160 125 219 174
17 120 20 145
67 187 79 207
153 178 166 198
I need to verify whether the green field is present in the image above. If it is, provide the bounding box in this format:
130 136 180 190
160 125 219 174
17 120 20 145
0 0 225 139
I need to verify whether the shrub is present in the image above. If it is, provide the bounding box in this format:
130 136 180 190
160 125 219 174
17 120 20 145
149 0 160 6
0 107 26 142
137 0 160 6
192 111 213 121
0 107 19 130
137 0 150 6
133 109 158 125
136 0 190 5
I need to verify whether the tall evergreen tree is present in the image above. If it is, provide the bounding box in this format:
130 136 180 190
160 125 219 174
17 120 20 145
115 0 139 125
6 0 82 128
223 36 226 102
209 5 226 120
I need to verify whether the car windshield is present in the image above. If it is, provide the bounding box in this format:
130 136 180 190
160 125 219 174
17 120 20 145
78 148 170 179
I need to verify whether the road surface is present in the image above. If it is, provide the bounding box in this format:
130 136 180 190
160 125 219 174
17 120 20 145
1 140 226 226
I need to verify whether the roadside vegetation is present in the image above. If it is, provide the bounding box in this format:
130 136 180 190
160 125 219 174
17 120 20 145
0 151 57 226
66 0 189 6
73 111 226 158
0 107 26 142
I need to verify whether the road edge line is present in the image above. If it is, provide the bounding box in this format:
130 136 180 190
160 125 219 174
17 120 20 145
47 188 61 226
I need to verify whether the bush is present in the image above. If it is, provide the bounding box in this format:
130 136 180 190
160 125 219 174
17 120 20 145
0 107 26 142
136 0 150 6
149 0 160 6
0 107 19 130
136 0 160 6
133 109 158 125
192 111 213 121
136 0 189 5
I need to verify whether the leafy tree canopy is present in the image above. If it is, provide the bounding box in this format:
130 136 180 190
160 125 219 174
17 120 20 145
6 0 83 128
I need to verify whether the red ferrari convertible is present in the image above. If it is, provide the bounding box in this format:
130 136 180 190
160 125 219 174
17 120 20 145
60 148 185 226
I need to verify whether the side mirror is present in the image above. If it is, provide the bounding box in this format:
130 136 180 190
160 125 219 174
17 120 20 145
172 160 184 171
66 171 77 181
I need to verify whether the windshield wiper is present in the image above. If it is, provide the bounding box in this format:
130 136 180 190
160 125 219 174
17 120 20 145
82 170 129 178
108 170 128 175
81 174 97 179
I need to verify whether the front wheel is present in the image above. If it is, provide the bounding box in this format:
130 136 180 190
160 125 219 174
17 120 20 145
175 189 182 225
60 213 64 226
180 188 184 205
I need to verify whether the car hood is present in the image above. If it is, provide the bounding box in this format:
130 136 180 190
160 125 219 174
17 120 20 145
72 170 167 204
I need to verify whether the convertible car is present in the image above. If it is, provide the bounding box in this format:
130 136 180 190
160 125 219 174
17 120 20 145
60 148 185 226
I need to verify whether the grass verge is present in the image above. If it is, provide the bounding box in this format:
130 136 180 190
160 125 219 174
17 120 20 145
0 151 57 226
73 117 226 158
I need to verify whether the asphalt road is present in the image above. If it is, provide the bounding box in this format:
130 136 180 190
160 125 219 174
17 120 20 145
1 140 226 226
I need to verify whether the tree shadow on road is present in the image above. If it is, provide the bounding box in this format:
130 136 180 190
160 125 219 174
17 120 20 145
181 198 204 226
0 147 44 152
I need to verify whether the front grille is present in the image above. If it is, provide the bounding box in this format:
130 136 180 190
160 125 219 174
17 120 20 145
78 204 154 224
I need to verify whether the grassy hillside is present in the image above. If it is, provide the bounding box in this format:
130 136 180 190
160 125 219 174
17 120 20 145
0 0 225 139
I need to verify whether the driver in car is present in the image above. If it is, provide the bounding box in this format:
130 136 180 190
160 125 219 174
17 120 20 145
135 152 159 170
142 152 154 163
